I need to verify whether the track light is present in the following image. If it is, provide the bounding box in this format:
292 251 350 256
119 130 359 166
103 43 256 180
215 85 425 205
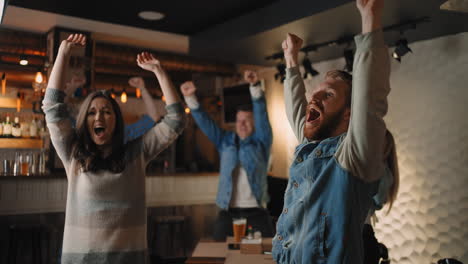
392 38 412 62
343 49 354 72
274 63 286 83
302 55 319 79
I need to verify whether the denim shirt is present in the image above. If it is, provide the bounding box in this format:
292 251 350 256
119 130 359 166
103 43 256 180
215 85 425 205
273 29 391 264
190 95 272 210
124 114 156 143
272 134 379 263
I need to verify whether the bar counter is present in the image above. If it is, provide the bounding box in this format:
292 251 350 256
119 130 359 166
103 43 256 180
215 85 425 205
0 172 219 215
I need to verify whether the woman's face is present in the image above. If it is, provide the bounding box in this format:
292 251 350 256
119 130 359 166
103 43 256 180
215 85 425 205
86 97 116 146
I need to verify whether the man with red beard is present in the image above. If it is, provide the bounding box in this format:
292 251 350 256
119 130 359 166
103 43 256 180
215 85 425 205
272 0 391 263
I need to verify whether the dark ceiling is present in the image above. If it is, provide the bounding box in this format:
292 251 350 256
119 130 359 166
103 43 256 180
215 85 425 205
9 0 280 35
7 0 468 66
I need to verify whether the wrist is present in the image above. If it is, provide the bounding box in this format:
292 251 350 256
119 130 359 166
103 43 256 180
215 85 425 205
153 67 165 77
285 55 299 68
361 15 382 33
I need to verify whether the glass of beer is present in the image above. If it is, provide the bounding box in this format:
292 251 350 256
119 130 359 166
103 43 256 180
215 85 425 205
20 153 31 176
232 218 247 243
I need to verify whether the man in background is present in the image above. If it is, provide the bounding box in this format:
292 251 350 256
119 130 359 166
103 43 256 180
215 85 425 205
181 71 274 241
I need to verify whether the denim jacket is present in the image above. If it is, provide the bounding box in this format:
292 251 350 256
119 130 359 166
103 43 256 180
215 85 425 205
273 29 391 264
189 90 272 210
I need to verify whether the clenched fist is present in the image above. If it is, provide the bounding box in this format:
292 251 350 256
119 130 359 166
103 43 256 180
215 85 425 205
128 76 146 89
59 34 86 56
282 33 303 68
244 70 258 85
357 0 384 33
180 81 197 97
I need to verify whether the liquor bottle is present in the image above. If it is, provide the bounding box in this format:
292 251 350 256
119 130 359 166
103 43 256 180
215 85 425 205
30 118 38 138
0 118 3 138
3 115 13 138
12 117 21 138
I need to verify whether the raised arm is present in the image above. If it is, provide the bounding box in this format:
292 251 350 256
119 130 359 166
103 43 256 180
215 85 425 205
128 76 160 122
181 81 225 149
124 77 158 142
42 34 86 167
336 0 390 182
282 33 307 142
136 52 186 162
244 70 272 148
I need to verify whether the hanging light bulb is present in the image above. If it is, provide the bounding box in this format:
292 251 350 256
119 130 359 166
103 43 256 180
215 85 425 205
1 73 6 96
110 88 116 99
34 72 44 83
135 88 141 98
16 92 22 112
185 107 191 114
121 89 128 103
161 95 166 102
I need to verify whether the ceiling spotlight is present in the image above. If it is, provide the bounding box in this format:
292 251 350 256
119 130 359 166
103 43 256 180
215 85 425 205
138 11 165 21
274 63 286 83
19 56 28 66
302 56 319 79
343 49 354 72
392 39 412 62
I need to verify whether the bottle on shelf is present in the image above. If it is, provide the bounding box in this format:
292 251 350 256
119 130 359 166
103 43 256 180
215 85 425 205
0 118 3 138
3 115 13 138
21 120 30 138
29 117 38 138
12 116 22 138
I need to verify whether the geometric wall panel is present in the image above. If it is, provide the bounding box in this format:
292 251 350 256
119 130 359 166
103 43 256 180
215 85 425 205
375 32 468 263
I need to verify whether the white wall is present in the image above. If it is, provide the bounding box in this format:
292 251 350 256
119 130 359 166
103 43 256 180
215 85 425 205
264 32 468 262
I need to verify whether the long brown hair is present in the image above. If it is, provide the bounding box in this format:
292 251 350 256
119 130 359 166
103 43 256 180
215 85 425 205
384 130 399 213
71 90 126 173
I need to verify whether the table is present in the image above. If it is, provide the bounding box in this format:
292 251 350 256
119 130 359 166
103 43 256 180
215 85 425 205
186 237 275 264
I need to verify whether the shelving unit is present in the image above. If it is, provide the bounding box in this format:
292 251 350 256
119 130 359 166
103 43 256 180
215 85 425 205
0 138 43 149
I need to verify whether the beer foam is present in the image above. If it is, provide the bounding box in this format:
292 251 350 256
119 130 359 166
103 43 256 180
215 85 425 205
233 218 247 225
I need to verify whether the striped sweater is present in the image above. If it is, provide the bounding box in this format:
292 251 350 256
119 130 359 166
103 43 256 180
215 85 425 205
42 88 186 264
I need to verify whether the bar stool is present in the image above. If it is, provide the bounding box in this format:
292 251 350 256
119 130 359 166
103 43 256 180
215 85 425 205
7 224 50 264
150 215 188 262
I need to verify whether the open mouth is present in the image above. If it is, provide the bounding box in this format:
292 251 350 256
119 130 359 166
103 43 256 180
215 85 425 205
94 127 106 137
307 108 321 123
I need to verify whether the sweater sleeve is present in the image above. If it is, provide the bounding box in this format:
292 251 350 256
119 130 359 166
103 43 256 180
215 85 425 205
335 29 391 182
42 88 75 170
142 102 186 163
283 66 307 142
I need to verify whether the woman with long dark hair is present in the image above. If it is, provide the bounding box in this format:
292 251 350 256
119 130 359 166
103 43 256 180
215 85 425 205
42 34 186 264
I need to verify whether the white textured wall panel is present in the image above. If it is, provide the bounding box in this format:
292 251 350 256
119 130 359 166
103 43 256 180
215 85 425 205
375 32 468 263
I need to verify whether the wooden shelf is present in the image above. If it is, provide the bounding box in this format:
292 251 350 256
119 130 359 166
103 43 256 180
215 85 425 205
0 138 43 149
0 97 33 109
